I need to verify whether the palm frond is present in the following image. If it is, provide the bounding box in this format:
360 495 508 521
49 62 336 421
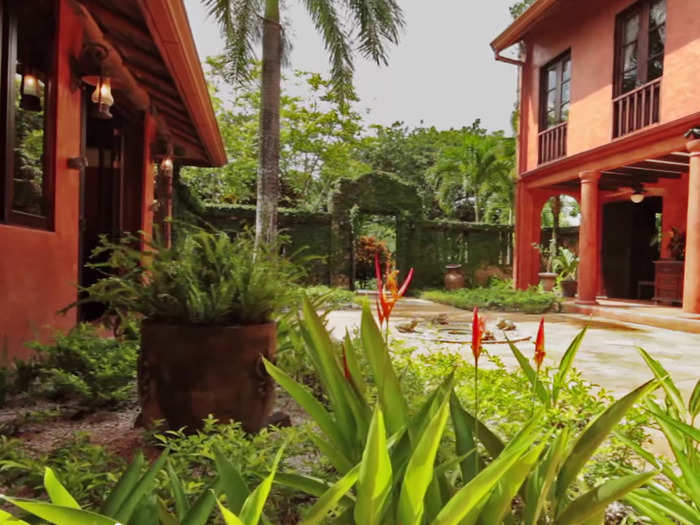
344 0 405 65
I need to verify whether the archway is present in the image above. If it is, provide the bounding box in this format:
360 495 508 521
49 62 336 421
329 172 422 289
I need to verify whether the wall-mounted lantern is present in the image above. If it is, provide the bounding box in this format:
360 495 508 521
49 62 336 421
77 43 115 120
19 68 42 111
630 187 645 204
90 76 114 119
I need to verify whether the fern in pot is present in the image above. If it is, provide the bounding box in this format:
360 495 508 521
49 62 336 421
553 247 579 298
79 227 301 432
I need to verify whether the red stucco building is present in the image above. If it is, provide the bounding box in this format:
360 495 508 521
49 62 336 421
0 0 225 359
492 0 700 313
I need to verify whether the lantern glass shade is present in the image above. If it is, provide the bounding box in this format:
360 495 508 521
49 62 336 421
20 71 43 111
161 157 173 171
90 77 114 119
630 191 645 204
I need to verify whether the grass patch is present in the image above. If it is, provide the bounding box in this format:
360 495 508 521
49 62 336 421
420 285 559 314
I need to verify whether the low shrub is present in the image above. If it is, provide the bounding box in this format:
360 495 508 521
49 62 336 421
420 284 559 313
18 323 138 408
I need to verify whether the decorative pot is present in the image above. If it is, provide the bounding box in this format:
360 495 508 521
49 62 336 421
560 279 578 298
444 264 465 290
138 321 276 433
538 272 558 292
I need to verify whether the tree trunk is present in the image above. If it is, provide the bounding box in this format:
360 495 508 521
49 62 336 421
255 0 282 246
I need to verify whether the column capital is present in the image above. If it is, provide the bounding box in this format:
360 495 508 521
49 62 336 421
686 139 700 156
579 170 601 184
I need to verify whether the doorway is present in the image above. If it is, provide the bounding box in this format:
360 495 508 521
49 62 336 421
78 112 125 321
602 197 661 300
352 214 397 290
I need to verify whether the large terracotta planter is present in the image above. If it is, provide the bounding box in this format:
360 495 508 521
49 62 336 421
138 321 276 433
444 264 465 290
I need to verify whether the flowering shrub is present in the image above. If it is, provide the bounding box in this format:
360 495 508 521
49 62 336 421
354 235 391 285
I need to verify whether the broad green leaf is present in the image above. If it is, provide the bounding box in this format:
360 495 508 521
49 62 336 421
309 433 354 474
167 462 189 520
101 451 144 516
239 443 285 525
216 496 246 525
130 494 159 525
157 501 180 525
360 303 409 435
478 443 545 525
44 467 80 509
355 408 392 525
214 444 249 514
507 339 550 406
556 379 658 499
626 485 700 525
648 402 700 442
431 419 540 525
557 471 656 525
264 358 345 451
435 452 473 479
114 450 168 523
638 347 686 417
343 330 368 398
397 394 451 525
450 392 478 483
301 297 357 446
552 327 586 406
2 497 119 525
181 477 225 525
624 492 678 525
524 427 569 525
448 393 505 459
299 465 360 525
0 509 30 524
689 378 700 420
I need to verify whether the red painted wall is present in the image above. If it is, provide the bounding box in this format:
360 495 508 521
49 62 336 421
520 0 700 175
0 0 83 361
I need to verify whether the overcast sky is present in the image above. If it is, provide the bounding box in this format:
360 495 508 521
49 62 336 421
183 0 519 135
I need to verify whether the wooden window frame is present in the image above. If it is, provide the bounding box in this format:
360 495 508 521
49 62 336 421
539 50 571 132
613 0 666 97
0 0 58 230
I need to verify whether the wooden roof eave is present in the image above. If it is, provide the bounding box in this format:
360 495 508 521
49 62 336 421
490 0 560 53
137 0 227 167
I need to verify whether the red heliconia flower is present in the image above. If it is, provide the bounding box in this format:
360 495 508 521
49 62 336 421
375 294 385 326
471 307 483 364
534 317 546 372
374 253 414 323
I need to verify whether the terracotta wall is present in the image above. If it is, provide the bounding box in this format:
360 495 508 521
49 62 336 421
520 0 700 174
0 0 83 361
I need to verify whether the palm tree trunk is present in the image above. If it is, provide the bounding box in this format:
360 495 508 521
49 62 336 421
255 0 282 246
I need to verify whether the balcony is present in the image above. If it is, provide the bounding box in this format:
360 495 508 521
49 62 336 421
538 122 567 165
613 79 661 138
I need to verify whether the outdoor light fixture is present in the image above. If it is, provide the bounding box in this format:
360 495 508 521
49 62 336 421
630 188 645 204
20 70 42 111
161 156 173 171
90 76 114 119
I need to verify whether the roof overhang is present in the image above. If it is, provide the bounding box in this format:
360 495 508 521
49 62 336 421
490 0 560 54
137 0 226 167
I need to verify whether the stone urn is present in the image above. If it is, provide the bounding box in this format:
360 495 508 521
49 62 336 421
444 264 465 290
138 321 276 433
538 272 558 292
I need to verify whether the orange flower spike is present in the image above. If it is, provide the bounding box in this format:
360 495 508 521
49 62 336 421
471 307 483 364
396 268 415 299
375 253 391 319
534 317 546 372
375 294 385 325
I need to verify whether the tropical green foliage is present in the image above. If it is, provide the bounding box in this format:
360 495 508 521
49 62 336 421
622 349 700 524
552 247 579 281
420 282 559 314
76 228 302 325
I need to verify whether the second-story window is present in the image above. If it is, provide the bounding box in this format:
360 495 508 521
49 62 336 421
615 0 666 95
540 51 571 130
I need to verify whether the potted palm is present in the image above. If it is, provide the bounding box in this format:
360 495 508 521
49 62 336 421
553 247 579 298
79 228 300 432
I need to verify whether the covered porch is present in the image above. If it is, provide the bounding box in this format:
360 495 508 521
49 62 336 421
515 114 700 314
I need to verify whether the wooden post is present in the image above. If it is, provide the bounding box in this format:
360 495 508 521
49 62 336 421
576 170 601 304
682 138 700 313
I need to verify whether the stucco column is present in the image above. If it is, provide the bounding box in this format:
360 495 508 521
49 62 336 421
514 182 544 290
576 170 601 304
682 139 700 313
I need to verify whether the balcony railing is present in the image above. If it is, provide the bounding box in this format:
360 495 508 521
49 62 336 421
538 121 567 165
613 79 661 138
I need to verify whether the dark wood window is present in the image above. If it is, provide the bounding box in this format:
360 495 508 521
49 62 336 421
0 0 57 229
615 0 666 96
540 51 571 130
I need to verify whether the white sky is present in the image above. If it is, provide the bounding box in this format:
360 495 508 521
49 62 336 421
183 0 519 135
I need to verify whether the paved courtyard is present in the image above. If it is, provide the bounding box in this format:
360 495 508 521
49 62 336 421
328 297 700 400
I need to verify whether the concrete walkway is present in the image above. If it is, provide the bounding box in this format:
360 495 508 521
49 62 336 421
329 297 700 400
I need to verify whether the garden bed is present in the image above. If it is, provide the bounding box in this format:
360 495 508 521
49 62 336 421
420 285 560 314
